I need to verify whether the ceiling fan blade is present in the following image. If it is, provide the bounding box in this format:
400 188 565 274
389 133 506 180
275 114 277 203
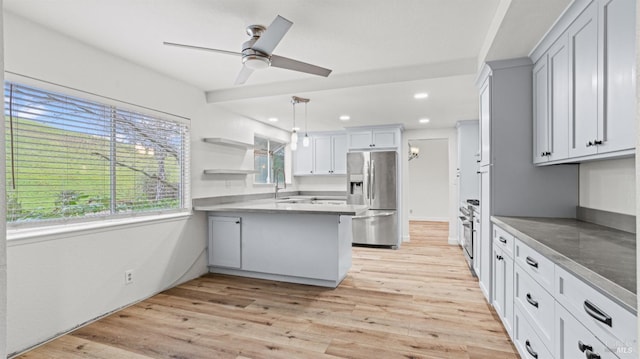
163 41 241 56
234 65 254 85
252 15 293 56
270 55 332 77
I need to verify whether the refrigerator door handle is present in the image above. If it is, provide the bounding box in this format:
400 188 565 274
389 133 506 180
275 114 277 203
366 165 371 202
352 212 395 219
371 160 375 200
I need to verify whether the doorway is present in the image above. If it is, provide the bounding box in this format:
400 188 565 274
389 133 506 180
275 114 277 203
407 138 450 222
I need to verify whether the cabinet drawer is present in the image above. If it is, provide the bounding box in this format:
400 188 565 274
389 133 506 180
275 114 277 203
514 307 554 359
515 266 554 351
515 240 554 290
556 303 622 359
494 225 515 258
555 265 637 357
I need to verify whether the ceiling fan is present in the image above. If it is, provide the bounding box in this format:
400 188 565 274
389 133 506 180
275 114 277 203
164 15 332 85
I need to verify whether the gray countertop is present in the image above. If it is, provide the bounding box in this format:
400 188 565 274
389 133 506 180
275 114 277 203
193 196 366 215
492 216 636 314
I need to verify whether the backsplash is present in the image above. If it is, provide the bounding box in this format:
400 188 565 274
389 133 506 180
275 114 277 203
579 157 635 215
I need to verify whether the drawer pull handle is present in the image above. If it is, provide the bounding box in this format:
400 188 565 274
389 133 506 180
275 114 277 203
499 236 507 244
526 293 539 308
525 256 539 268
578 341 593 353
525 340 538 358
496 255 503 261
583 300 612 327
235 220 240 224
585 349 601 359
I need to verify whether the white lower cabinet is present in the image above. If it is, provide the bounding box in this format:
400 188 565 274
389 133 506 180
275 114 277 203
514 307 554 359
493 244 514 336
208 216 241 269
556 304 620 359
491 223 636 359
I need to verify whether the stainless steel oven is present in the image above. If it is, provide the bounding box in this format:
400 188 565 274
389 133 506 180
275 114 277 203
459 199 478 276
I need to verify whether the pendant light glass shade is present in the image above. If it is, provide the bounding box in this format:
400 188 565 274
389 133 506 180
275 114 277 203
302 134 310 147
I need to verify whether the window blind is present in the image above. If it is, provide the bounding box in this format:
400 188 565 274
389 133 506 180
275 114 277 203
4 82 189 225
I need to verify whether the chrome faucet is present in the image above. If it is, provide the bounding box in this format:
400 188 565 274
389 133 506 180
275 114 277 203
274 167 286 199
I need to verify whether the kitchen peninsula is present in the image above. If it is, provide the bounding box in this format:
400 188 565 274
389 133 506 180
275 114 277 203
194 196 365 288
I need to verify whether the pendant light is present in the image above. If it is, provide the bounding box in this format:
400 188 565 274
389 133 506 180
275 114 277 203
290 99 298 151
290 96 310 151
302 100 310 147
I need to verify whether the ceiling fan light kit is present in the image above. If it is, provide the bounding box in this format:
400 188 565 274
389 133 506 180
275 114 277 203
164 15 332 85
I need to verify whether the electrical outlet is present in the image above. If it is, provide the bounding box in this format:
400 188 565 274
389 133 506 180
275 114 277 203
124 270 134 285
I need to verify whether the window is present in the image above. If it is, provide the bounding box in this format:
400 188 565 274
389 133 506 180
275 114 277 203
5 81 190 225
254 136 285 184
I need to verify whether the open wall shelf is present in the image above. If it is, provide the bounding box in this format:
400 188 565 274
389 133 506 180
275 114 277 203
203 138 254 150
203 169 257 175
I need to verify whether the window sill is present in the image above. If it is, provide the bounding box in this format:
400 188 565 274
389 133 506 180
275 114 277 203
7 212 192 245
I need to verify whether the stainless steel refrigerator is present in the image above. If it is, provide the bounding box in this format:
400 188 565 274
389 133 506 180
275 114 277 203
346 151 398 246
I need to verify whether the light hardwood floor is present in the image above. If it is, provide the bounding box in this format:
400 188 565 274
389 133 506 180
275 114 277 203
18 221 518 359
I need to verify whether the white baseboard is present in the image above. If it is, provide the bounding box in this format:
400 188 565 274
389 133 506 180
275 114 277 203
402 235 410 242
448 236 459 245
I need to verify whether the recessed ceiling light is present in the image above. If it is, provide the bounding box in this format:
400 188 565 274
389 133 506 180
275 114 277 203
339 115 350 121
268 117 278 122
414 92 429 99
419 118 430 124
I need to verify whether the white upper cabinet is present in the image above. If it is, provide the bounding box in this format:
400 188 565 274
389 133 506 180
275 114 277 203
332 134 347 174
293 132 347 176
533 33 570 164
293 140 314 175
313 134 346 175
478 78 491 167
347 127 401 150
598 0 636 154
568 2 599 158
532 0 635 164
313 136 333 174
533 59 550 164
548 35 570 162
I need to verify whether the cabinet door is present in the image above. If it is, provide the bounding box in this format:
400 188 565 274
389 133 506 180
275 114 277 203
548 33 570 161
598 0 636 153
478 169 491 301
504 254 514 336
208 216 241 269
332 134 347 174
532 58 549 164
492 245 506 319
371 129 396 148
348 131 372 149
479 78 491 166
313 136 333 174
294 141 314 175
568 2 599 158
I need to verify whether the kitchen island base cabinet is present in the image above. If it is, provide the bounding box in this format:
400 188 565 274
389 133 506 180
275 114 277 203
208 213 352 288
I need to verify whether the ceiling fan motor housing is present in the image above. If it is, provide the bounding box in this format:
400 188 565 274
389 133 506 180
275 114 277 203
242 25 271 70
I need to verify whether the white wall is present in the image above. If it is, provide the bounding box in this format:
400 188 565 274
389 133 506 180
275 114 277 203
3 12 289 355
295 176 346 192
402 128 458 244
408 139 450 221
579 158 636 215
